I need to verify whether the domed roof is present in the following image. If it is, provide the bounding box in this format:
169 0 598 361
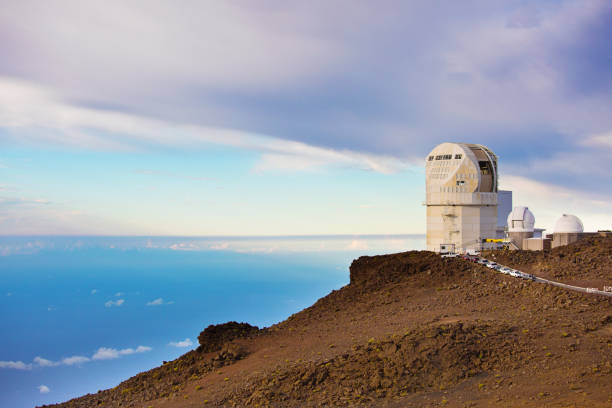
554 214 584 234
507 206 535 232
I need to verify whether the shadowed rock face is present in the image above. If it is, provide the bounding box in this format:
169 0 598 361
197 322 260 353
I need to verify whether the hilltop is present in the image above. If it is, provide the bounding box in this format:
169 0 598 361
45 237 612 407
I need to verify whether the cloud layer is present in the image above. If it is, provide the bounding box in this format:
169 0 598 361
1 1 611 232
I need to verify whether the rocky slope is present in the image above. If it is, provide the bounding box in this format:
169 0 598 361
44 243 612 408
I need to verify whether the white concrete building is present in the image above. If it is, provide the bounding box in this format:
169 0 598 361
425 142 499 253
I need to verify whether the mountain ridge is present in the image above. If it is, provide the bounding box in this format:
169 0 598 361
44 236 612 407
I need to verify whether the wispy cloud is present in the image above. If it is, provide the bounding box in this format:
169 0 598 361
90 289 97 295
104 299 124 308
61 356 91 366
583 131 612 150
33 357 59 367
32 355 90 367
38 385 50 394
146 298 174 306
500 175 612 232
0 360 31 370
92 346 151 360
169 338 193 348
0 77 409 174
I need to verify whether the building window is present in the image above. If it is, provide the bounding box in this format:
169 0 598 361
454 154 462 159
479 161 491 175
428 156 434 161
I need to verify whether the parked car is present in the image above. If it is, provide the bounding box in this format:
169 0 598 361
441 253 459 258
486 262 498 269
499 267 512 274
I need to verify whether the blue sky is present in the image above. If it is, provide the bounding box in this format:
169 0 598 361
1 0 611 234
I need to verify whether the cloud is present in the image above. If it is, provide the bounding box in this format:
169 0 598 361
0 1 611 233
61 356 90 366
145 297 174 306
500 175 612 232
38 385 50 394
0 360 31 370
104 299 124 307
30 345 151 368
90 289 97 295
114 292 123 297
92 345 151 360
583 131 612 150
0 77 409 174
169 338 193 348
0 1 608 193
91 348 119 360
32 355 89 367
33 356 59 367
1 345 153 370
0 193 143 235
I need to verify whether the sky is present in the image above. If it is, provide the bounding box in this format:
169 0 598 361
1 0 611 235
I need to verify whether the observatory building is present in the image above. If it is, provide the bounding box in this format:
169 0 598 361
551 214 584 248
425 142 504 253
507 206 535 245
506 206 550 250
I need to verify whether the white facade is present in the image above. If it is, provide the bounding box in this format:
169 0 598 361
425 142 499 253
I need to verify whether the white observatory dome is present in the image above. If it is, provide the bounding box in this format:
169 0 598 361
507 206 535 232
553 214 584 234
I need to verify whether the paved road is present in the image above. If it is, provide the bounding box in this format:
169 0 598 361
531 275 612 298
454 255 612 298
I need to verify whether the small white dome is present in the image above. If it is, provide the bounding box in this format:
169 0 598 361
507 206 535 232
554 214 584 234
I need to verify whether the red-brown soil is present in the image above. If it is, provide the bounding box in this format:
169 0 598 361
44 238 612 408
